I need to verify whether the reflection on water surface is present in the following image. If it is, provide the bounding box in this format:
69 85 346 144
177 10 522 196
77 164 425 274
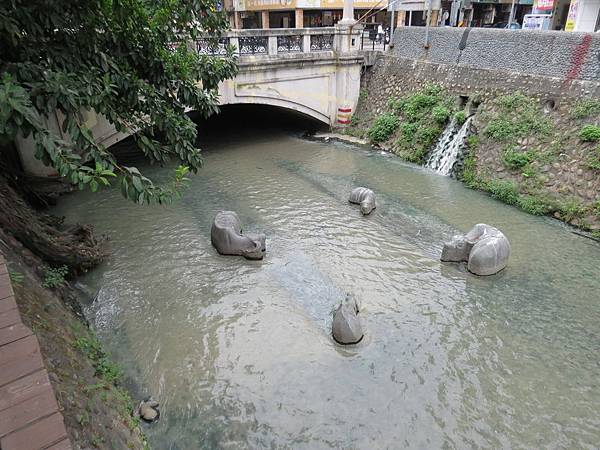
55 130 600 449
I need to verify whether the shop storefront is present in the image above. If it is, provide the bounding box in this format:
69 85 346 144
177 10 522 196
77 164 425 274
469 0 532 27
390 0 442 27
269 10 296 27
564 0 600 31
231 0 389 29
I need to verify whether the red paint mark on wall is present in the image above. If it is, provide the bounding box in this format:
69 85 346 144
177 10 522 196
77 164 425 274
564 34 592 86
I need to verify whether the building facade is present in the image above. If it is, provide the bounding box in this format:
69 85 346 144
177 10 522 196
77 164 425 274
228 0 389 29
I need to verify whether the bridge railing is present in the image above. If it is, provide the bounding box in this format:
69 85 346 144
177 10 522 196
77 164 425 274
196 28 337 57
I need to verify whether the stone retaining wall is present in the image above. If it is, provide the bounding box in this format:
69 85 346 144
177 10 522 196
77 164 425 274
391 27 600 82
344 54 600 232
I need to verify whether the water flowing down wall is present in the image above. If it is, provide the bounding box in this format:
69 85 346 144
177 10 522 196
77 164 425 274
426 116 474 177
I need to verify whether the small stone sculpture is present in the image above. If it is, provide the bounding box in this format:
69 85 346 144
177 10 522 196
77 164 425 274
136 399 160 423
211 211 266 260
441 223 511 276
332 294 364 345
349 187 376 215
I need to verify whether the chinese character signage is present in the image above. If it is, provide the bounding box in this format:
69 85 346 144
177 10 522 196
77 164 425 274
565 0 578 30
533 0 554 11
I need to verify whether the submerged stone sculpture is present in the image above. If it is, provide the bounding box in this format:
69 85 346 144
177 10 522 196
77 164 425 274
441 223 511 276
349 187 376 215
211 211 266 260
332 294 364 345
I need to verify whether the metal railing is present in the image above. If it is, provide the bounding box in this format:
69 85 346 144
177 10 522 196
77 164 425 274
277 35 303 53
359 29 390 52
239 36 268 54
196 28 337 57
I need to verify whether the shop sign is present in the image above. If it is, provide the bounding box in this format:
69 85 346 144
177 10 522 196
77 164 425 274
533 0 554 11
565 0 578 30
297 0 321 7
242 0 294 9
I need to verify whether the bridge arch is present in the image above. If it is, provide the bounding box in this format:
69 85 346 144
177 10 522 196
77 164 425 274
219 96 330 126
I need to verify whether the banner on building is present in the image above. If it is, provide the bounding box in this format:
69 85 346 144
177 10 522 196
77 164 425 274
565 0 578 30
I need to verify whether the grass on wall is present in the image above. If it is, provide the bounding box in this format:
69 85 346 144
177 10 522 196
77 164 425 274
365 84 460 163
571 99 600 119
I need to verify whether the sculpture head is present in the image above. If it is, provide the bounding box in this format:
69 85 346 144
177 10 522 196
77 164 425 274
440 235 471 262
241 240 264 260
360 199 374 215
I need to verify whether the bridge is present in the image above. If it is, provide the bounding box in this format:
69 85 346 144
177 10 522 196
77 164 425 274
16 24 367 177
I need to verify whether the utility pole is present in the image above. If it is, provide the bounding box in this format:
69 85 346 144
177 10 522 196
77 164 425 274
424 0 433 48
508 0 516 27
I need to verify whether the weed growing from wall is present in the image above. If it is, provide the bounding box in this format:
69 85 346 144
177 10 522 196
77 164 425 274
586 146 600 170
367 113 400 143
502 146 531 169
382 84 457 163
571 99 600 119
579 125 600 142
454 111 467 125
42 265 69 288
484 92 552 142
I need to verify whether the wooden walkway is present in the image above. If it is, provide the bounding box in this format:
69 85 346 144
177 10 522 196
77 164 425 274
0 255 71 450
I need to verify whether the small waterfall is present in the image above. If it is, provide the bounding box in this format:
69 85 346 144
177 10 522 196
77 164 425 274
425 116 474 176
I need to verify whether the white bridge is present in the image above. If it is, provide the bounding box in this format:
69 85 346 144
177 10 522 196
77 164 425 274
211 26 364 126
17 25 366 176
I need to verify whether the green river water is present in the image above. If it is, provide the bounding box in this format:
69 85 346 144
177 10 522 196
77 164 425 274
53 129 600 449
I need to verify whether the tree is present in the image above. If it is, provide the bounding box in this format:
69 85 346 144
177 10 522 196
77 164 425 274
0 0 237 204
0 0 237 270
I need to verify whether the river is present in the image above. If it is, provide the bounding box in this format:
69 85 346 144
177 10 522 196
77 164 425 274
53 122 600 449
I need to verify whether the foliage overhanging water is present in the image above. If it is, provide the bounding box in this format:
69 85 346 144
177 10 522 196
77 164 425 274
54 128 600 449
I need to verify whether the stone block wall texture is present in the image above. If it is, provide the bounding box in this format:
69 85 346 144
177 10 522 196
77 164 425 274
391 27 600 83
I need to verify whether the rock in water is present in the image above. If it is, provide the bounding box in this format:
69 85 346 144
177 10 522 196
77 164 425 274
332 294 364 345
441 223 510 276
210 211 266 260
137 400 160 423
349 187 376 215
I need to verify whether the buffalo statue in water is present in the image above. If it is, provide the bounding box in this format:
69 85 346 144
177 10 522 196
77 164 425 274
441 223 510 276
332 294 364 345
349 187 376 215
211 211 266 260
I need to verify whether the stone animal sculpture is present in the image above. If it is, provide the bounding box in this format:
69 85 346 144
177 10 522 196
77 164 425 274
211 211 266 260
441 223 510 276
332 294 364 345
349 187 376 215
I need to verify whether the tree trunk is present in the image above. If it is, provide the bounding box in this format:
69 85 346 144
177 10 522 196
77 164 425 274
0 176 106 272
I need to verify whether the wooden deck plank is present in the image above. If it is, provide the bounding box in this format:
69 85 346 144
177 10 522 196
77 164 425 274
0 282 13 300
0 389 59 438
0 295 18 314
0 308 21 330
0 371 52 412
0 337 45 387
0 335 38 362
0 272 10 287
0 264 8 275
0 322 33 346
0 352 45 387
0 412 68 450
46 439 73 450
